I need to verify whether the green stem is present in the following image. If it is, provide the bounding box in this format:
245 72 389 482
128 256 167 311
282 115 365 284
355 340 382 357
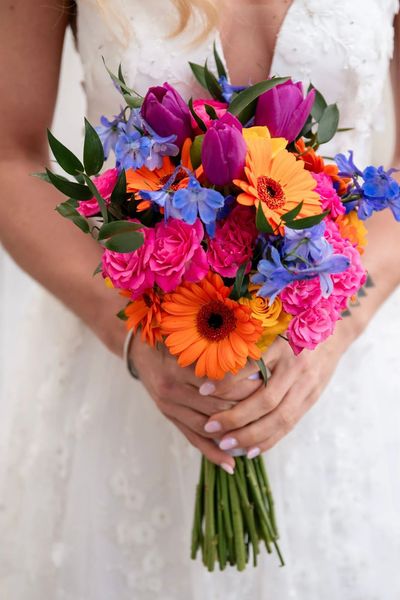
256 456 278 538
191 457 205 559
216 469 227 570
236 458 259 567
228 469 247 571
204 459 217 571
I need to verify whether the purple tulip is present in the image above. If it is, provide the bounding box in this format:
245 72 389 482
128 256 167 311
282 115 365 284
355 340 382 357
255 80 316 142
141 83 193 149
201 113 247 187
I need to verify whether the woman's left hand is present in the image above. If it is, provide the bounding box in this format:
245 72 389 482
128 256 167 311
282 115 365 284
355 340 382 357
202 318 358 459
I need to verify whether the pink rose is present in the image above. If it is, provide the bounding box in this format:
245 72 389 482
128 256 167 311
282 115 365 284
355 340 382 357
281 279 323 316
324 220 367 311
288 299 341 355
150 218 208 292
77 168 119 217
190 99 228 131
102 226 155 299
207 205 258 278
312 172 345 219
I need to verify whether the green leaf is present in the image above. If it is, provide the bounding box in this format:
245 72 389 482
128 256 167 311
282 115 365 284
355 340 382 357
102 57 140 97
32 171 51 183
190 135 204 169
47 130 84 176
103 231 144 253
123 94 143 109
80 172 109 223
256 358 269 386
98 220 142 241
189 62 207 89
228 77 290 117
282 202 304 223
55 199 89 233
93 262 103 276
204 61 223 101
317 104 340 145
230 261 248 301
83 118 104 176
46 168 93 200
213 41 227 79
286 211 329 230
256 202 274 234
365 273 375 288
310 88 327 122
117 308 128 321
118 63 126 86
204 103 219 120
188 98 207 132
110 169 127 205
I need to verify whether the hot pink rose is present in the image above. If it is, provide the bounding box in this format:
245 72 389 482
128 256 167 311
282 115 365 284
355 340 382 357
190 99 228 131
324 220 367 310
281 279 323 316
207 205 258 278
312 172 345 219
288 299 341 355
150 218 208 292
77 168 119 217
102 226 155 299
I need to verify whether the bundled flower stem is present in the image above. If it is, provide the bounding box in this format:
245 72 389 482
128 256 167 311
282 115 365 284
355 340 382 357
191 455 284 571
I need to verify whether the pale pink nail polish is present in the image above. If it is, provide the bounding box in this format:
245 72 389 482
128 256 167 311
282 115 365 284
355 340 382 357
247 447 261 460
199 381 216 396
219 437 238 451
221 462 235 475
204 421 222 433
248 372 261 381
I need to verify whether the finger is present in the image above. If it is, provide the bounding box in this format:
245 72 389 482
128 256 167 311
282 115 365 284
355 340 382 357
172 419 236 473
244 387 318 457
204 358 299 436
161 403 220 439
165 382 240 417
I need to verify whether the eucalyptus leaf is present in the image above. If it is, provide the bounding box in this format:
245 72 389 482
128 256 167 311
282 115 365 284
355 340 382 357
103 231 144 253
256 203 274 234
83 118 104 176
46 169 93 200
204 61 223 101
228 77 290 117
98 220 142 241
189 62 207 89
188 98 207 132
47 130 84 175
286 211 329 230
310 88 327 122
317 104 340 144
213 41 227 79
282 202 304 223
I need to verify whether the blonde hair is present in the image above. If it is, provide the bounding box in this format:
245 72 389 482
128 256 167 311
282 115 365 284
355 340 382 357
94 0 218 44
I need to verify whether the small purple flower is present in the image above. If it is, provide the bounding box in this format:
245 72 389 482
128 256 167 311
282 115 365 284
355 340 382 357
141 83 193 149
96 111 125 159
172 177 225 236
145 132 179 170
115 130 152 170
255 80 315 142
201 113 247 186
219 76 247 103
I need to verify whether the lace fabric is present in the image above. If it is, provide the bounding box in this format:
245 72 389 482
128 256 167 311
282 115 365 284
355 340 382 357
1 1 400 598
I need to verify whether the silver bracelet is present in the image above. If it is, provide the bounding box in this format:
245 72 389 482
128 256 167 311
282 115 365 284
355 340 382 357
123 329 140 380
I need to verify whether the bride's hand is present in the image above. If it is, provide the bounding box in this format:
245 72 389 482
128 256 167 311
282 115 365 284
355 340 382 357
130 334 260 472
202 319 358 459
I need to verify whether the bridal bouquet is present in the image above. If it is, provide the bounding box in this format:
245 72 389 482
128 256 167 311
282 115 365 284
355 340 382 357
39 47 400 571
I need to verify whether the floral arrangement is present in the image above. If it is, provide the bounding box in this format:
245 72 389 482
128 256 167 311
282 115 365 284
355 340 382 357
39 47 400 572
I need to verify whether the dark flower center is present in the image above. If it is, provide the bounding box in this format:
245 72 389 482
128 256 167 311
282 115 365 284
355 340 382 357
257 176 285 210
160 168 187 191
197 300 237 341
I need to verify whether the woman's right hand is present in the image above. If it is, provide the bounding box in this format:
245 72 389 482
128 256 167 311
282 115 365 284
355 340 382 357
131 335 260 473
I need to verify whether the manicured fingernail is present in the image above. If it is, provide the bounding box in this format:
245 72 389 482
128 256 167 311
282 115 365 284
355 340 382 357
219 437 238 451
247 447 261 460
204 420 222 433
199 381 216 396
221 462 235 475
248 372 260 381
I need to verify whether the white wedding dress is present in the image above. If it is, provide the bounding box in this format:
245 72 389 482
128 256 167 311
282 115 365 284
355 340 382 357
1 1 400 598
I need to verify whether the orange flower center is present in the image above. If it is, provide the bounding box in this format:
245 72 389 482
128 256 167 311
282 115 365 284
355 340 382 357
197 300 237 341
257 176 285 210
160 168 187 191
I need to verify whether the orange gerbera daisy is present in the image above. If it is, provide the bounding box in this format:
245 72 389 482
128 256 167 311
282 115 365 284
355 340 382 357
160 272 263 380
124 290 163 347
336 210 368 255
234 133 321 232
295 139 350 196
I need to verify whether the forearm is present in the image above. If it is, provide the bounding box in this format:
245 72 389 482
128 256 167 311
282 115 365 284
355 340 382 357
0 156 126 356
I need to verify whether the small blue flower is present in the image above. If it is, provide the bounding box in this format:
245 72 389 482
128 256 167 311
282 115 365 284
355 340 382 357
172 177 225 235
335 151 363 178
96 111 125 159
115 130 152 170
219 76 247 104
145 133 179 170
252 247 296 302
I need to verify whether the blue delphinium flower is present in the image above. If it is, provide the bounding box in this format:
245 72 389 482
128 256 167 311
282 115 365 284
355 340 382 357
115 130 152 170
172 177 225 236
219 76 247 103
96 111 125 159
145 132 179 170
253 223 350 301
335 150 363 179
